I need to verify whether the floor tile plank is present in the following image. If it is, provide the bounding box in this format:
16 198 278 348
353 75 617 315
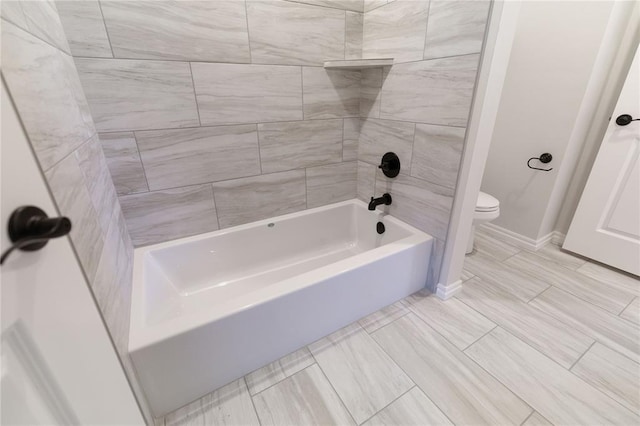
408 293 496 350
164 378 259 426
465 327 639 425
621 297 640 325
522 411 553 426
528 244 587 270
506 250 635 314
253 364 355 426
473 227 521 261
458 277 593 368
358 301 408 334
309 323 414 424
571 342 640 414
464 250 550 302
530 287 640 363
576 261 640 296
362 387 453 426
245 347 314 395
372 314 532 425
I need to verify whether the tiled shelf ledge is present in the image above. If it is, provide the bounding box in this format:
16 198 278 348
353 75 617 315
323 58 394 70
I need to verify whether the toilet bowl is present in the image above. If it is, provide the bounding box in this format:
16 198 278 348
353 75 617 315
467 191 500 254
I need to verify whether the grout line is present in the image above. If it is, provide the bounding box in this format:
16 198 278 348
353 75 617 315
462 324 498 352
244 0 253 64
421 0 432 61
519 410 534 426
309 352 360 426
94 116 464 136
42 131 96 174
209 184 221 230
408 122 416 176
249 360 317 398
341 118 346 162
617 296 636 318
283 0 364 13
1 17 70 57
304 168 308 209
96 0 116 59
568 341 596 371
131 132 152 192
357 385 416 425
300 66 305 119
68 51 481 67
187 62 202 126
255 123 263 174
244 376 263 426
344 10 347 60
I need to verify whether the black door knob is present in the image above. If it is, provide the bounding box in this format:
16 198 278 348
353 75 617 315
615 114 640 126
1 206 72 265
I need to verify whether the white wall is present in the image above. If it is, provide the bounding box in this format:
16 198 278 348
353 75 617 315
481 1 613 242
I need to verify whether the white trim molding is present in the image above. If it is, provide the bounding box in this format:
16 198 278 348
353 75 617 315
436 279 463 300
480 223 556 252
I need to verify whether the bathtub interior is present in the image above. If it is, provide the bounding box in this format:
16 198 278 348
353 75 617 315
137 201 417 328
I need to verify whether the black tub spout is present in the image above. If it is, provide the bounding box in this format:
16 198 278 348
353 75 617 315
368 193 392 211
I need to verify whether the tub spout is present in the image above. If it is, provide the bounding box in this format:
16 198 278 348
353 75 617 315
368 193 392 211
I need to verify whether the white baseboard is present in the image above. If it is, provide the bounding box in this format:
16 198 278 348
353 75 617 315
551 231 566 246
436 279 462 300
480 223 556 251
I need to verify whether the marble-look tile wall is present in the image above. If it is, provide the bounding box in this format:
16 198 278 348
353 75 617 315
58 0 363 246
358 0 491 290
1 1 152 423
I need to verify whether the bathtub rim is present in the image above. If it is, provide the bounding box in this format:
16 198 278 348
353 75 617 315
128 199 433 352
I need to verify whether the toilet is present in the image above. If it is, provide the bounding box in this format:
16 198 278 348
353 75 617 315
467 191 500 254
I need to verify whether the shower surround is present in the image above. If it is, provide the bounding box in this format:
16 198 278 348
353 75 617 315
59 0 490 292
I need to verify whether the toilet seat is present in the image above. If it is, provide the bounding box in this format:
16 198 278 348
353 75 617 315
475 191 499 212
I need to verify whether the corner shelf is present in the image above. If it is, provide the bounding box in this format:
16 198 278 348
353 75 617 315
323 58 394 70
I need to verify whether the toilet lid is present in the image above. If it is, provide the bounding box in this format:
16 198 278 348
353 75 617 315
476 191 499 212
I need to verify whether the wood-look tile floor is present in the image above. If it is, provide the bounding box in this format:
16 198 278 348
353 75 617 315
158 227 640 425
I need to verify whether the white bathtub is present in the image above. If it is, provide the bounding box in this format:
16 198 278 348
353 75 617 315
129 199 432 416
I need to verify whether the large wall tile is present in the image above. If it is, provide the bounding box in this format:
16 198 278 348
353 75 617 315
75 58 199 131
423 0 491 60
364 0 388 13
45 151 104 281
345 11 363 59
21 0 70 54
307 162 357 208
100 1 250 63
343 118 361 161
99 132 149 196
75 134 120 235
358 118 414 169
380 54 480 126
303 68 360 119
2 22 96 170
258 120 343 174
247 0 345 66
375 172 454 239
411 124 465 189
357 161 376 201
136 125 261 190
1 1 28 30
284 0 364 12
192 63 303 126
359 68 383 118
120 185 219 246
213 170 306 228
362 0 429 63
56 1 113 58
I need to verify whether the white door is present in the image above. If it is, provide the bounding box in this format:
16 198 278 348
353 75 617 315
564 44 640 275
1 81 144 424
